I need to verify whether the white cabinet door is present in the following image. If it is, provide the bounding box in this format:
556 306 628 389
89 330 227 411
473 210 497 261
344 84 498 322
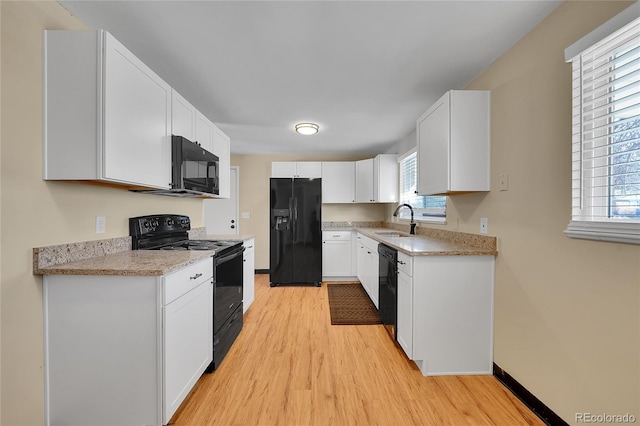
355 233 378 307
296 162 322 178
417 90 490 195
195 111 214 153
271 162 298 178
102 32 171 189
213 125 231 198
397 270 412 357
417 95 450 195
355 159 374 202
356 240 368 291
163 279 213 423
322 231 353 277
321 162 355 203
365 247 379 308
44 30 171 190
374 154 399 203
171 89 196 141
243 239 255 313
272 162 321 178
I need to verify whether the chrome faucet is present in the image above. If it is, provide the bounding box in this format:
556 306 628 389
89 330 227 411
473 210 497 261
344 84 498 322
393 203 416 234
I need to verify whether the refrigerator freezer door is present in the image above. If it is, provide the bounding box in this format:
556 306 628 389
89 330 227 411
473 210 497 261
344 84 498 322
269 178 322 286
270 179 294 284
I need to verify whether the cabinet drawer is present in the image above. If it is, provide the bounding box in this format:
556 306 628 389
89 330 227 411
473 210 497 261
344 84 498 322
164 258 213 305
356 233 378 251
323 231 352 241
397 252 413 276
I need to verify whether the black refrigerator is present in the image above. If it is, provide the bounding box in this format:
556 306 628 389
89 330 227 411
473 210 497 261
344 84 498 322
270 178 322 287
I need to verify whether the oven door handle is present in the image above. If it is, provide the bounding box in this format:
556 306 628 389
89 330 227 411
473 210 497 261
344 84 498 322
214 246 245 265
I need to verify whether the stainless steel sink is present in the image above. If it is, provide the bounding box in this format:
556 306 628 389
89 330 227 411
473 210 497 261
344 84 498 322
375 231 411 237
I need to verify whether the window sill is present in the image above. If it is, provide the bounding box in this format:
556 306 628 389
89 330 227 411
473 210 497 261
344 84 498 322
397 216 446 225
564 220 640 245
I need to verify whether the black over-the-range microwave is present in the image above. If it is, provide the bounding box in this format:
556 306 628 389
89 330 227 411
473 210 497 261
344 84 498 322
133 135 219 197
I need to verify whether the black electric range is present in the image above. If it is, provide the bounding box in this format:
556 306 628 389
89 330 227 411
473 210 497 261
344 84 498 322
129 214 244 371
129 214 241 254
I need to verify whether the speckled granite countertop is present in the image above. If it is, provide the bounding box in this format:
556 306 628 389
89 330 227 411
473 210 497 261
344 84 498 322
33 231 254 276
34 250 215 276
354 226 497 257
356 228 498 256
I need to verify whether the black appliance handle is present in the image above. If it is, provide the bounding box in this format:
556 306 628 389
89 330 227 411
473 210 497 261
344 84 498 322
214 246 245 266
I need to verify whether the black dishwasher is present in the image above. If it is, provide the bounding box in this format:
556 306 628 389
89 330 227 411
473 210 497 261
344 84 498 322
378 244 398 340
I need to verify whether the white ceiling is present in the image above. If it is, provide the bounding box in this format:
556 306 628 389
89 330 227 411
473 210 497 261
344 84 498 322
59 0 561 155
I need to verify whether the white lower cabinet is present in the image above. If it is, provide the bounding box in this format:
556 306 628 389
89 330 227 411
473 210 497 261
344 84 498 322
399 254 494 376
396 252 413 357
163 278 212 421
43 257 214 426
322 231 355 280
355 233 379 307
243 238 255 312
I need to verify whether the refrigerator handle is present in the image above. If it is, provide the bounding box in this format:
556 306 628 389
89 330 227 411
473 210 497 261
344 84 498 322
293 197 298 222
288 197 295 241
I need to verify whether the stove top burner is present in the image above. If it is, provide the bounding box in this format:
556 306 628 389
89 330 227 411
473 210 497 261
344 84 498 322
171 240 239 250
129 215 243 255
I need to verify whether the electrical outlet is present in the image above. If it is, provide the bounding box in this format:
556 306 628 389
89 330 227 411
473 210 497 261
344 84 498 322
241 212 251 219
95 216 106 234
480 217 488 234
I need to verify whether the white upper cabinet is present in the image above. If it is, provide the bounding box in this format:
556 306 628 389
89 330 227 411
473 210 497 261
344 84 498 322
171 89 196 141
355 155 398 203
213 124 231 198
44 30 171 189
321 162 356 203
195 111 214 153
374 154 399 203
417 90 490 195
271 162 322 178
171 90 214 153
355 159 375 202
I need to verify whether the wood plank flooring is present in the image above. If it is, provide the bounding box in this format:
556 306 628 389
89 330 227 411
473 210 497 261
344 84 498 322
170 275 543 426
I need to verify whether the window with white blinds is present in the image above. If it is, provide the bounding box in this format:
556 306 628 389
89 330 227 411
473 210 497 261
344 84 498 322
565 12 640 245
398 150 446 222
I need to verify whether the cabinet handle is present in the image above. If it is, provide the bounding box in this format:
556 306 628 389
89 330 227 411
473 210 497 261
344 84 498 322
398 260 406 265
190 273 203 280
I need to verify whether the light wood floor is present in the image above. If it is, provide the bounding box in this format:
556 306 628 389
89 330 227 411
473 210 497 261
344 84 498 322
170 275 543 426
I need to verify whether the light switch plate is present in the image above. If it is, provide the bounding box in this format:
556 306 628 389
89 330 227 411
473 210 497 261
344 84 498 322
480 217 488 234
95 216 106 234
499 173 509 191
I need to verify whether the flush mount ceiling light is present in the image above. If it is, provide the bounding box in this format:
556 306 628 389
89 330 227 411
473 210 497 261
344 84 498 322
294 122 319 136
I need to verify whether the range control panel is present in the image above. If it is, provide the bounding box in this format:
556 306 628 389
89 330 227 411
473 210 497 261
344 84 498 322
129 214 190 236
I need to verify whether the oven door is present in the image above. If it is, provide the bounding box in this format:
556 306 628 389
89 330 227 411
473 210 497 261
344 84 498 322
213 245 245 333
